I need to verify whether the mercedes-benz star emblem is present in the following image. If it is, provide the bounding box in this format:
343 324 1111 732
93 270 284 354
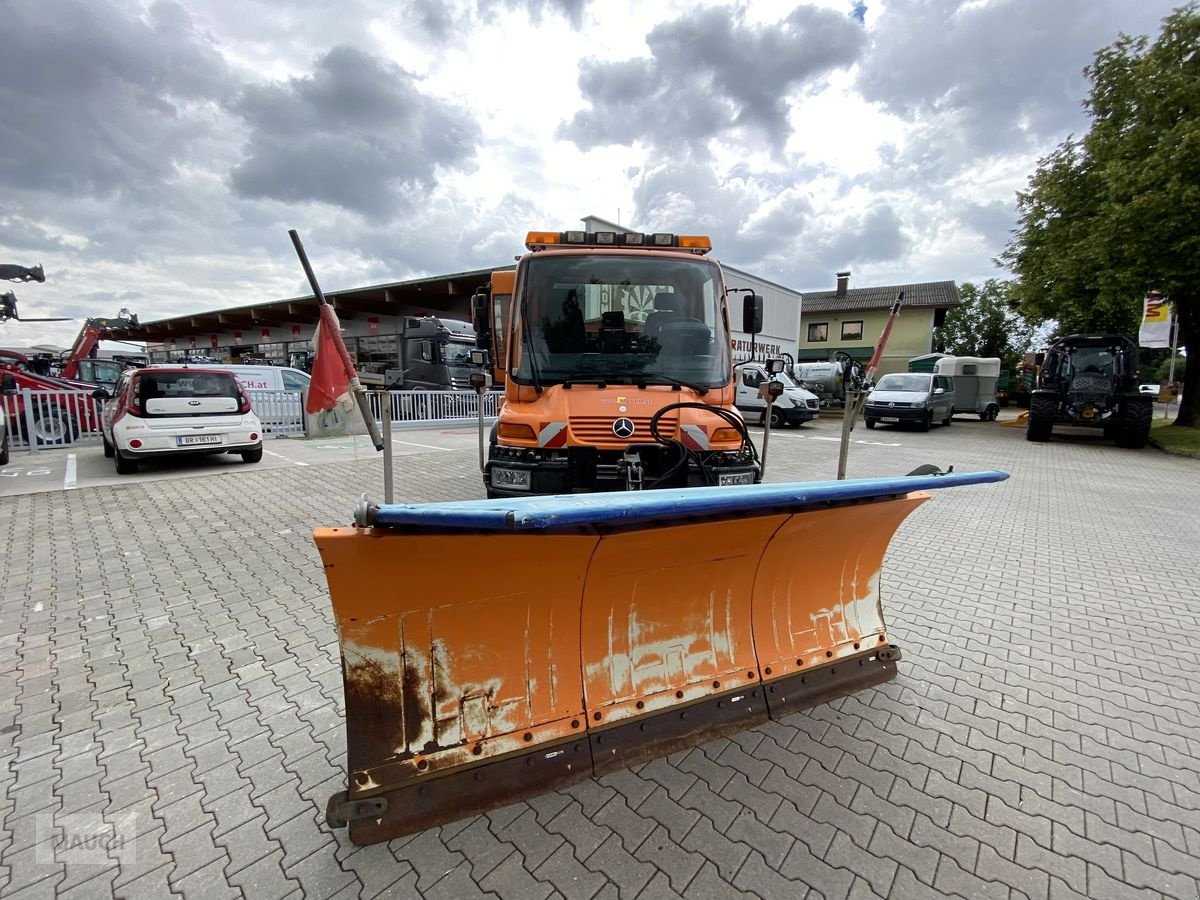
612 417 635 439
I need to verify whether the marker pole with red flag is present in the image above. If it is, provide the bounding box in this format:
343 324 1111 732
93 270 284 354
288 230 384 451
838 291 904 480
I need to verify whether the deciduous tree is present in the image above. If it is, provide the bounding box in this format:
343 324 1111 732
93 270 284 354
1002 3 1199 426
934 279 1033 368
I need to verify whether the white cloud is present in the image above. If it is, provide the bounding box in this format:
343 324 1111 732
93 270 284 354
0 0 1184 348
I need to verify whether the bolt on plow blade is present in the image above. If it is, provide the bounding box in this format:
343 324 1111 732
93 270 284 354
315 471 1008 844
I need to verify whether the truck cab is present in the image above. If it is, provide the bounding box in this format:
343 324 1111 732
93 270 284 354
474 229 761 497
385 316 478 391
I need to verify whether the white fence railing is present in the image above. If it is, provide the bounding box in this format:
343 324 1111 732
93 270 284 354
249 390 305 436
2 387 498 457
1 388 105 452
369 390 501 425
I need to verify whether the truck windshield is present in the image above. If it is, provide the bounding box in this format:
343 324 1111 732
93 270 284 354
511 254 729 388
874 374 933 392
442 340 475 366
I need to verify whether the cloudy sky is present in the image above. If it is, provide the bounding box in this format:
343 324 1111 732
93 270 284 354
0 0 1181 348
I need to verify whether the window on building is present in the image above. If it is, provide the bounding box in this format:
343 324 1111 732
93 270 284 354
841 320 864 341
808 322 829 342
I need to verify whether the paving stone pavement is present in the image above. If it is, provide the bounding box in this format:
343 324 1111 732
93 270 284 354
1 418 1198 899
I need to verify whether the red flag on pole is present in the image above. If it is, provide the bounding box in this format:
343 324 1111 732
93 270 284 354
306 304 352 414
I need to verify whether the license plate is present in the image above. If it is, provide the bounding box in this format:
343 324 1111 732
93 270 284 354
881 417 900 423
177 435 222 446
718 471 756 487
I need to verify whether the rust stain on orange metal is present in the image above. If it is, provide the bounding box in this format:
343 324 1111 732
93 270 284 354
579 517 785 724
315 528 597 788
752 493 928 680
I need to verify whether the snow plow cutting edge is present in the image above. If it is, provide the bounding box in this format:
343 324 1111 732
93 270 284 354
315 470 1008 844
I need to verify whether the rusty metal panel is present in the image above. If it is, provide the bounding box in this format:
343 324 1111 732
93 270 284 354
751 494 928 682
579 517 785 728
314 528 598 794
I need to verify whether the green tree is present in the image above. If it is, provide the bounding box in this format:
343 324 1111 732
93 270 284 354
1002 3 1200 426
934 279 1034 368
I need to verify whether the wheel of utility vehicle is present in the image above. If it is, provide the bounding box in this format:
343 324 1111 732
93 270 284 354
1026 396 1056 442
919 412 932 432
102 435 114 458
769 408 787 428
865 418 876 429
943 411 953 426
113 448 138 475
31 407 79 446
241 445 263 464
1114 399 1153 449
989 405 1000 421
0 430 8 467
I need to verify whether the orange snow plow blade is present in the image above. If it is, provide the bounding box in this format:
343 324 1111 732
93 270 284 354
316 471 1008 844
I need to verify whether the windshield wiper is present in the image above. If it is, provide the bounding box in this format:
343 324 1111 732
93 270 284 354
634 374 709 395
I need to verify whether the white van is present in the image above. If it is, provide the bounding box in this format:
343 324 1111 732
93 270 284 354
200 364 312 394
736 362 821 427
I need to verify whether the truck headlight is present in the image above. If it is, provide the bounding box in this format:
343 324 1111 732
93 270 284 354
490 468 531 490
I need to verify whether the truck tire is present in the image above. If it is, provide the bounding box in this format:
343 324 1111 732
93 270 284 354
30 407 80 446
1026 396 1056 442
919 412 932 432
114 448 138 475
1114 399 1153 449
864 418 876 429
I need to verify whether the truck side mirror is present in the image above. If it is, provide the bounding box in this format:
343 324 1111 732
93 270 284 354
91 388 111 400
1034 352 1045 366
471 291 490 336
1 373 16 394
742 294 763 335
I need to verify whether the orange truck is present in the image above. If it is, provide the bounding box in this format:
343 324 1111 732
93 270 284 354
471 229 766 497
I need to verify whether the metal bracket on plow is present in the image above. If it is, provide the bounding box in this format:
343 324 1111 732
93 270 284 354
762 647 904 719
877 644 903 663
326 792 387 828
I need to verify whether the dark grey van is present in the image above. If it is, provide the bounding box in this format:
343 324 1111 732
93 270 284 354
864 373 956 431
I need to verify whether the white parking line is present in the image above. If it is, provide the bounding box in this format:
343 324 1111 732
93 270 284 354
389 438 457 452
263 449 309 467
64 454 77 490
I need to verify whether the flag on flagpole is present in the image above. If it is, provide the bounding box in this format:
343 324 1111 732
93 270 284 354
1138 291 1172 348
306 303 353 414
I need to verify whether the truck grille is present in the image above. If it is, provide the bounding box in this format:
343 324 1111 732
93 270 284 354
569 415 679 446
805 399 820 410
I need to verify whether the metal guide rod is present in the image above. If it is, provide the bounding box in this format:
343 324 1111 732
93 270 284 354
381 392 393 503
838 292 904 480
288 229 384 451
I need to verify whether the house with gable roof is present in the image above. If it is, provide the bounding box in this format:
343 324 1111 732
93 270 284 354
797 271 962 376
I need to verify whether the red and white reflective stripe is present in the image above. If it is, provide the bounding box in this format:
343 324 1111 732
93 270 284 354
680 424 709 451
538 421 567 448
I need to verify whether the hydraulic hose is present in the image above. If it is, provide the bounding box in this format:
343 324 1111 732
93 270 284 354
646 402 760 488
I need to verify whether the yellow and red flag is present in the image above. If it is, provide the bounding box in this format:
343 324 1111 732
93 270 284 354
1138 291 1171 348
